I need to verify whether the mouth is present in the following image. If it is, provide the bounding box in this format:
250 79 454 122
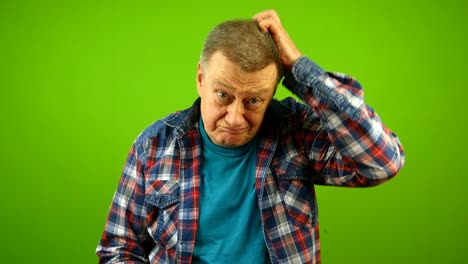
221 127 248 134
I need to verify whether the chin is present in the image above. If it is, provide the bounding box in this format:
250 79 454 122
218 136 250 148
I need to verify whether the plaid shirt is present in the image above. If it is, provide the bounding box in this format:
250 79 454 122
97 56 405 263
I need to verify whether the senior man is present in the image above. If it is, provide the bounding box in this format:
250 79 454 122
97 10 405 263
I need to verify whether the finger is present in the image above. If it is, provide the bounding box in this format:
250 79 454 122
257 17 285 37
257 18 271 32
253 9 281 24
253 10 280 24
253 10 268 21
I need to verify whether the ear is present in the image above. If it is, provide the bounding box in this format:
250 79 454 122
196 62 204 96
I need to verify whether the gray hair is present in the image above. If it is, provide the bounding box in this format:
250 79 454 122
200 19 283 81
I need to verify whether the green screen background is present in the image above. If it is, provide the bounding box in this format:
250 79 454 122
1 0 467 263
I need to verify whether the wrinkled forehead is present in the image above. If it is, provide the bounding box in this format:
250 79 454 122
202 51 281 84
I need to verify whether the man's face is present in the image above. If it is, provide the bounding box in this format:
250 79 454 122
196 51 278 148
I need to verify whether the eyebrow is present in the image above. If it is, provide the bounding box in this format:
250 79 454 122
215 80 271 95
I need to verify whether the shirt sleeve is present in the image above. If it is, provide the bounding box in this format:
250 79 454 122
282 56 405 186
96 141 150 263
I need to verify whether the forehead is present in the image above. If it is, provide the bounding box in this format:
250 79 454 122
214 79 273 97
204 52 279 92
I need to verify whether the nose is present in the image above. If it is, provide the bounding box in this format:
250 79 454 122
225 100 246 127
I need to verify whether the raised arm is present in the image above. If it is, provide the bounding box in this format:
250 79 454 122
254 10 405 186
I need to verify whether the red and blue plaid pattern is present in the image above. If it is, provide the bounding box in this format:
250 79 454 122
97 56 405 263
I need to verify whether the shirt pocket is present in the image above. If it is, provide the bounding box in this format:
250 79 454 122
145 181 180 250
275 155 318 228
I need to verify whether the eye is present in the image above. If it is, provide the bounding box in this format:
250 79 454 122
215 91 232 105
217 91 228 100
247 97 263 109
249 98 260 104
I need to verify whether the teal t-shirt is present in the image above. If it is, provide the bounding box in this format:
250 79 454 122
192 119 269 263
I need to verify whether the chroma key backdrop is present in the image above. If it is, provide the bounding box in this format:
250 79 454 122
1 0 466 263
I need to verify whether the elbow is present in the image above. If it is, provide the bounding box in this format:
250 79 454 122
358 149 406 187
384 146 405 179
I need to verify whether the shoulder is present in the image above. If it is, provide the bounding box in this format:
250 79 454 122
129 100 200 160
267 97 320 133
136 113 179 143
135 99 201 144
268 97 316 120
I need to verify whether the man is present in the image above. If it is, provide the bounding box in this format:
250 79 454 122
97 10 405 263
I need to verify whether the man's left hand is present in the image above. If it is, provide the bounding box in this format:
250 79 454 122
253 10 302 72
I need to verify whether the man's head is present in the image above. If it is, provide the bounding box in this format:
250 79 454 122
196 19 282 148
200 19 283 79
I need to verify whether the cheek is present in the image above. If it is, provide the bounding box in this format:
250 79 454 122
207 113 224 126
202 104 225 129
245 112 266 129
